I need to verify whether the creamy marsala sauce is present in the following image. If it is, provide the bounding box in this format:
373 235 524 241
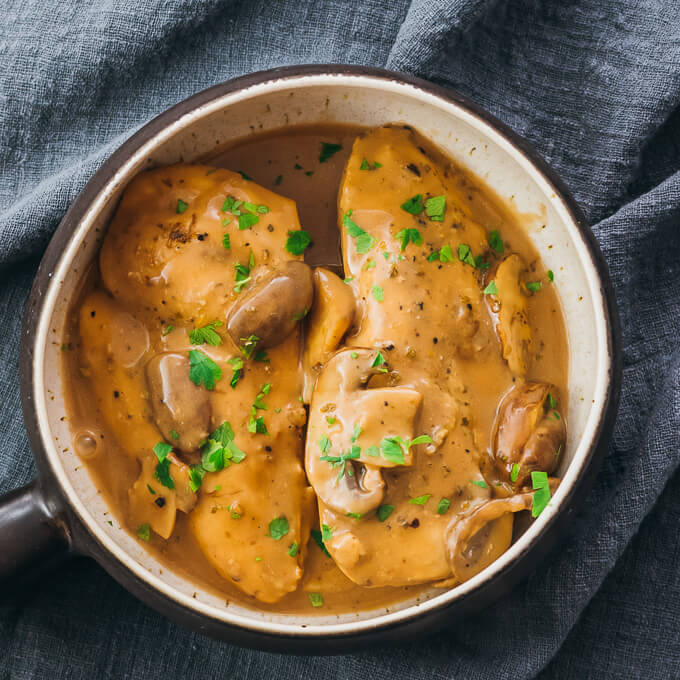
61 124 568 614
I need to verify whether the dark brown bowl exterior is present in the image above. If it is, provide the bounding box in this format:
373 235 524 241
11 65 622 652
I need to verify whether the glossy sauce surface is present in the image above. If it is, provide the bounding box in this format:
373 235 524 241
61 124 568 614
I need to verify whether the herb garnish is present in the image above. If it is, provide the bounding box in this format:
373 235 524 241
458 243 476 266
360 158 382 171
489 229 504 253
380 434 433 465
227 356 244 388
240 334 259 358
268 516 290 540
409 494 431 506
200 421 246 474
401 194 423 215
162 325 174 336
285 229 312 255
170 430 179 440
395 227 423 251
439 244 455 262
371 350 386 368
424 195 446 221
321 524 334 542
377 504 394 522
320 142 342 162
531 471 551 517
483 280 498 295
222 233 231 250
153 441 175 490
288 541 299 557
248 383 271 435
436 498 450 514
320 444 361 481
548 270 554 282
471 479 488 488
510 463 520 483
189 320 223 347
343 210 375 254
137 523 151 541
176 199 188 214
308 593 324 607
234 252 254 293
310 529 331 556
188 350 222 390
371 285 385 302
526 281 542 292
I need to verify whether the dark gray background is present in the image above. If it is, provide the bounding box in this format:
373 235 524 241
1 0 679 677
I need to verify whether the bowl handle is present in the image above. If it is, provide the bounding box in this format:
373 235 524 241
0 480 69 588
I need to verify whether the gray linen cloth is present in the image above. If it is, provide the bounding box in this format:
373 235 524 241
1 0 679 677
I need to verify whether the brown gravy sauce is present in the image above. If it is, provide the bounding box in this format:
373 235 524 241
61 124 567 615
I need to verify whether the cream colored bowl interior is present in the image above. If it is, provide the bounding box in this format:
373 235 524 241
35 74 610 636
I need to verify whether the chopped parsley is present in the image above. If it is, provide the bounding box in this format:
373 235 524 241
351 424 362 442
319 142 342 162
547 393 557 409
248 383 271 435
285 229 312 255
318 435 331 454
425 195 446 221
380 434 433 465
288 541 299 557
483 280 498 295
321 523 334 542
427 251 440 262
489 229 504 253
436 498 450 514
227 356 244 388
170 430 179 440
439 244 455 263
147 484 156 494
364 445 379 457
531 471 551 517
188 349 222 390
526 281 542 292
253 348 269 362
234 255 253 293
401 194 423 215
510 463 520 483
310 529 331 557
371 350 386 367
320 444 361 481
360 158 382 170
548 269 554 282
326 416 336 425
161 325 174 337
274 174 283 185
471 479 488 489
176 199 188 214
347 512 363 520
237 170 253 180
395 228 423 251
343 210 374 253
350 351 358 359
222 233 231 250
189 320 222 347
189 465 205 492
240 334 259 359
377 504 394 522
457 243 476 267
409 494 431 506
344 276 354 283
308 592 324 608
153 442 172 461
137 523 151 541
371 285 385 302
238 213 259 230
268 516 289 540
154 456 174 490
200 421 246 473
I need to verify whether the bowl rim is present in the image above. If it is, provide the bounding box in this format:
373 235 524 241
20 64 622 642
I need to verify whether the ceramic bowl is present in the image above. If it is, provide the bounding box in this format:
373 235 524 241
1 65 621 652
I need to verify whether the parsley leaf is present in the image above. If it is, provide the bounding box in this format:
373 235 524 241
154 458 174 490
189 320 223 347
137 523 151 541
409 494 431 505
436 498 450 514
471 479 488 488
427 251 440 262
227 356 244 388
200 421 245 472
425 195 446 221
526 281 542 292
318 435 331 453
360 158 382 170
153 442 172 462
401 194 423 215
380 437 405 465
161 325 174 336
371 350 386 367
377 504 394 522
489 229 504 253
371 285 384 302
268 516 289 540
189 465 205 492
286 229 312 255
238 213 259 230
222 233 230 250
347 512 363 520
240 334 259 359
319 142 342 162
176 199 188 214
310 529 330 556
237 170 252 181
440 244 455 262
288 541 299 557
321 523 333 542
274 174 283 185
343 210 375 254
531 471 551 517
308 593 324 607
548 269 554 282
188 349 222 390
483 280 498 295
510 463 520 483
395 228 423 251
457 243 476 266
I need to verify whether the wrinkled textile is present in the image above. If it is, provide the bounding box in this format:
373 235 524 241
1 1 679 678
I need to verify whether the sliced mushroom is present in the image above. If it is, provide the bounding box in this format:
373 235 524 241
302 267 355 402
490 254 532 375
305 348 423 515
494 382 566 487
145 352 211 455
227 261 314 350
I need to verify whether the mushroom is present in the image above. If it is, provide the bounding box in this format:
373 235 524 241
305 348 423 515
494 382 566 487
145 352 211 455
445 477 561 581
227 261 314 350
489 254 532 375
302 267 355 402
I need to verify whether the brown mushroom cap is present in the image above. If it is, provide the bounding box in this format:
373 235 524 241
227 261 314 349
